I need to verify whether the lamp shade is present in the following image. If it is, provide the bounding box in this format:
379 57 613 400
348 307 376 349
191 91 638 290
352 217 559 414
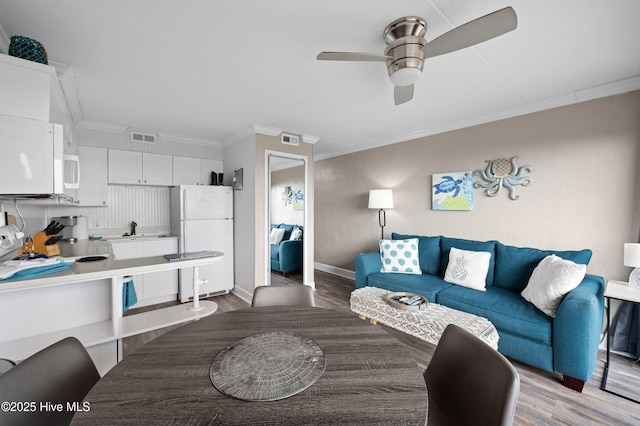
368 189 394 209
624 243 640 268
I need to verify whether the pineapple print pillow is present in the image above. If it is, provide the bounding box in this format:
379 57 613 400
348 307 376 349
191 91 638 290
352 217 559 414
443 247 492 291
379 238 422 274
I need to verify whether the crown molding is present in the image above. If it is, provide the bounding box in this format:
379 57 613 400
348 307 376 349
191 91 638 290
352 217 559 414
302 134 319 144
157 131 222 147
313 77 640 162
76 120 128 133
223 123 283 147
254 124 282 137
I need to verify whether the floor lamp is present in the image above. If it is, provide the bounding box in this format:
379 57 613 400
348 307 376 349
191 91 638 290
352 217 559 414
368 189 394 240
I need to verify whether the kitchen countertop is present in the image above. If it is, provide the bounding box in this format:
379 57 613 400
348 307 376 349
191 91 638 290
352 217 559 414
0 253 222 293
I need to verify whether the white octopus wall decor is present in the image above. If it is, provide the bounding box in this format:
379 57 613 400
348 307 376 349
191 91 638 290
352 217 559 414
473 156 532 200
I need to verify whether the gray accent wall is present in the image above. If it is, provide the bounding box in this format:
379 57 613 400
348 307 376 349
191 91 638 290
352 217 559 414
314 90 640 282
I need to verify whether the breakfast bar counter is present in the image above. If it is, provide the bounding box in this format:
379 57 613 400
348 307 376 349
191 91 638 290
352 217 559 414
0 253 224 374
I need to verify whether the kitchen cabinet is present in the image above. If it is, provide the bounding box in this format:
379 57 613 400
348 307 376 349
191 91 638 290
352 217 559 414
77 146 108 206
110 238 178 307
108 150 173 186
143 152 173 186
0 54 53 121
172 156 223 186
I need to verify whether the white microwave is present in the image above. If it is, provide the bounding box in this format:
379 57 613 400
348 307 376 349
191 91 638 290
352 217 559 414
0 115 79 197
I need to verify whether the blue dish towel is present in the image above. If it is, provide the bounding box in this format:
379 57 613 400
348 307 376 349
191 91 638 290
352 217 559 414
13 262 72 278
122 277 137 313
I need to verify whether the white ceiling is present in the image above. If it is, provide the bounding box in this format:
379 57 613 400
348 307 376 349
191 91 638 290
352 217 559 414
1 0 639 160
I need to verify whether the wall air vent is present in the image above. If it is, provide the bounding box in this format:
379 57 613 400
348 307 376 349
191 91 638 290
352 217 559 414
281 133 299 146
131 131 156 144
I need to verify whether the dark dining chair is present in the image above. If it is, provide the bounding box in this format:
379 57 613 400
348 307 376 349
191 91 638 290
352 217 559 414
0 336 100 426
424 324 520 426
251 284 316 307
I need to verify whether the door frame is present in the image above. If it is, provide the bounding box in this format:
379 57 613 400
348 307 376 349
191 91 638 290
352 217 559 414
264 150 311 288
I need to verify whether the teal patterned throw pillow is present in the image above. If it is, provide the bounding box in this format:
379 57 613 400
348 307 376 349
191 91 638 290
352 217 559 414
379 238 422 274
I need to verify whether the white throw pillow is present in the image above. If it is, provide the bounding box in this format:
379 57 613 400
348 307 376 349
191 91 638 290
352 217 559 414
521 254 587 318
379 238 422 274
289 227 302 240
269 227 285 244
443 247 491 291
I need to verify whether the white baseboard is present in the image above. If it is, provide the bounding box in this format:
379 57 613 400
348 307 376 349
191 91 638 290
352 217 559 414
314 262 355 280
231 286 253 304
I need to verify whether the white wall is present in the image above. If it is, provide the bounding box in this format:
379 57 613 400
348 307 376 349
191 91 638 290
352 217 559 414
314 91 640 282
223 133 256 301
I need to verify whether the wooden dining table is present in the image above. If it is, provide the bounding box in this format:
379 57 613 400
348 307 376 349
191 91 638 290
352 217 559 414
72 305 428 425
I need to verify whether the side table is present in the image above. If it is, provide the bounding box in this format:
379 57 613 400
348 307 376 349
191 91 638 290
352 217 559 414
600 280 640 404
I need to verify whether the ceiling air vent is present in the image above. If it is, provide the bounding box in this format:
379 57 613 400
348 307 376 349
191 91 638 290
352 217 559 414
281 133 299 146
131 131 156 144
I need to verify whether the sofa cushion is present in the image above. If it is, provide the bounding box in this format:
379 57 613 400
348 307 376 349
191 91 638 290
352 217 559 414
269 227 285 244
443 247 492 291
392 233 441 275
289 227 303 240
440 237 497 286
521 255 587 317
278 223 295 240
367 273 453 303
494 242 592 292
437 285 552 345
380 239 421 274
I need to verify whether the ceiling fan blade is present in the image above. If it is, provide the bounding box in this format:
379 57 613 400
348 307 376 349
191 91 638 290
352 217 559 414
423 7 517 59
394 84 414 105
317 52 391 62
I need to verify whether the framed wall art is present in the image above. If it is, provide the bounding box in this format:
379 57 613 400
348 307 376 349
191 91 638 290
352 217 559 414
432 171 473 211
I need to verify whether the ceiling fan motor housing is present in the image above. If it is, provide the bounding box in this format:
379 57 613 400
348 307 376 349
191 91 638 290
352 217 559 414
383 16 427 85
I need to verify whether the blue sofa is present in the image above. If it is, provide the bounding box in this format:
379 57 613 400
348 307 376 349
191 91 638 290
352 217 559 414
355 233 605 392
270 224 303 276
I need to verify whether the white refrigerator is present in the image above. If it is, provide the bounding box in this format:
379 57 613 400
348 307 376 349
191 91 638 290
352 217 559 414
170 185 234 302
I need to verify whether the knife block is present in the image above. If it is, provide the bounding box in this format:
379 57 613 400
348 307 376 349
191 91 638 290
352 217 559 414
21 231 60 257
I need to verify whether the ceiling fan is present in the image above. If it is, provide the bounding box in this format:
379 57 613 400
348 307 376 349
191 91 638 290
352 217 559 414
317 7 517 105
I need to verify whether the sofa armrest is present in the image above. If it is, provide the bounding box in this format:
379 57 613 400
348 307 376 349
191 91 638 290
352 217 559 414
278 240 303 273
355 252 381 289
553 273 605 381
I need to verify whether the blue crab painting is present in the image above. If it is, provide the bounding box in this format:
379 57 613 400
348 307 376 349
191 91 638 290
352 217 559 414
473 156 532 200
433 175 463 198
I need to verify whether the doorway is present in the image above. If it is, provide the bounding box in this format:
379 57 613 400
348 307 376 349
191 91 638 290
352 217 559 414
265 151 309 287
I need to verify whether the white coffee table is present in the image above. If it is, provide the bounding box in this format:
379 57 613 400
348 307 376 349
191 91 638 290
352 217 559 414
350 286 499 350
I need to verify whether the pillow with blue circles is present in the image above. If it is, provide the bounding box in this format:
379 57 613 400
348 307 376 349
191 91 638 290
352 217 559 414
379 238 422 274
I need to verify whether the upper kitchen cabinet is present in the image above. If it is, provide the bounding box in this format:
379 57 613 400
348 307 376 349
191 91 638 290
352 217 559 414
77 146 108 206
143 152 173 185
108 150 173 186
0 54 53 121
173 156 223 186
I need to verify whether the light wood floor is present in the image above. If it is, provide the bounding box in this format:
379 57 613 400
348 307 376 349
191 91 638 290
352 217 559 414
124 270 640 425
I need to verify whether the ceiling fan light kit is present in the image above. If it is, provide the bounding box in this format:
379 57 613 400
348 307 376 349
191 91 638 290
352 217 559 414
317 7 517 105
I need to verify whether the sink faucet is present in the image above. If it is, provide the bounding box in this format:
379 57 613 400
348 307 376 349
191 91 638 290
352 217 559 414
130 221 137 236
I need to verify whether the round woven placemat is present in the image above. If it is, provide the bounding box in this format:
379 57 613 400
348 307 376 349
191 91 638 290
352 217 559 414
210 331 326 401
